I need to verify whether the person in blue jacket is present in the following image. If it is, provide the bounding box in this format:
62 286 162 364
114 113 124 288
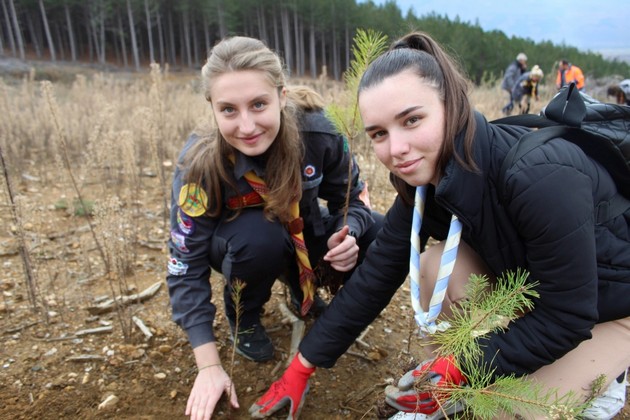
166 36 382 420
500 52 528 115
251 31 630 420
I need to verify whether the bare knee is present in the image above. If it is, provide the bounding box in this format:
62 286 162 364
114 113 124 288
419 241 493 316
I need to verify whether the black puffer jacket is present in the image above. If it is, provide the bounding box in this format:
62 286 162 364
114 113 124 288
300 112 630 377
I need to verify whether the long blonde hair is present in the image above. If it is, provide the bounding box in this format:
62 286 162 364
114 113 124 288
183 36 308 223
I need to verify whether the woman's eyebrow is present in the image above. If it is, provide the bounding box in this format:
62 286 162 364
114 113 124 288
364 105 422 132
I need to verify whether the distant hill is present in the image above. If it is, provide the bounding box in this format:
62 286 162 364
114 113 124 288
600 48 630 64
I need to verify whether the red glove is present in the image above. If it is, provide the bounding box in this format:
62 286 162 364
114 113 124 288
249 354 316 419
385 355 466 414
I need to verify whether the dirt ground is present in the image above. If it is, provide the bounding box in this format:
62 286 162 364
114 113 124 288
0 58 628 420
1 166 629 420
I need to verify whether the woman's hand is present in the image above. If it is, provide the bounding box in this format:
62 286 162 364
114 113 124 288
187 343 238 419
186 364 238 420
324 225 359 272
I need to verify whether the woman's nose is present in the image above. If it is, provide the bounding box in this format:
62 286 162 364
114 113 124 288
238 112 256 133
389 131 410 156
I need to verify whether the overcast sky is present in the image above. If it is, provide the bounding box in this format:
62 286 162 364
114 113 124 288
367 0 627 55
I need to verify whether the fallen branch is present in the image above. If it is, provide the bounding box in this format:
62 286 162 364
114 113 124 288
138 240 164 250
278 302 305 364
75 325 113 336
2 320 40 334
346 349 374 362
66 354 106 362
86 281 162 315
354 325 373 349
132 316 153 340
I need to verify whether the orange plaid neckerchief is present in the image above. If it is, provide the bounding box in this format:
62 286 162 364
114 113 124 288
241 168 315 316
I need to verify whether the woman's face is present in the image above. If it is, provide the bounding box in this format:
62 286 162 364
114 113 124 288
210 70 286 157
359 69 445 187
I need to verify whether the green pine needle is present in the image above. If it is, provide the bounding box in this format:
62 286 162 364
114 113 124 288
410 269 596 418
325 28 388 142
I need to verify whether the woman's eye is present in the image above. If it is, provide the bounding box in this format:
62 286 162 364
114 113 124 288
369 130 386 140
221 106 235 114
253 102 266 110
405 116 420 126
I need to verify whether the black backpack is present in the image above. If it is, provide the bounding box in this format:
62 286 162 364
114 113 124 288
492 83 630 221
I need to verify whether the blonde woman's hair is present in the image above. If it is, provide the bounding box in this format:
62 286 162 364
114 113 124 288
183 36 304 223
286 85 326 111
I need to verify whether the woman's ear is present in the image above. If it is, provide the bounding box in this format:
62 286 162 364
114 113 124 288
279 87 287 109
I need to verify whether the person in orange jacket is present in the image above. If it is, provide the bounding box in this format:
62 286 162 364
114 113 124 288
556 59 585 91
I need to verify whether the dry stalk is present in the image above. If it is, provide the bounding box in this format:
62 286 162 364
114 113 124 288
40 81 108 273
149 63 169 228
94 196 135 340
0 144 39 311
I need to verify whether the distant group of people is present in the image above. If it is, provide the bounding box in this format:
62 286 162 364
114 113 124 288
500 52 545 115
501 55 587 115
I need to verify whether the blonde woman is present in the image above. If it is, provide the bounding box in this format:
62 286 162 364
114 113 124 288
166 36 382 419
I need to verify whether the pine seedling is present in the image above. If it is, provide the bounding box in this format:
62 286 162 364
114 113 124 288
405 270 591 419
228 278 246 414
325 28 388 225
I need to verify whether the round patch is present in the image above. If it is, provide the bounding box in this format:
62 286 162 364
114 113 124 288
178 183 208 217
177 208 195 235
303 164 316 178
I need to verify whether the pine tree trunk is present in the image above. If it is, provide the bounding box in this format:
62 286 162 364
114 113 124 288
293 4 302 76
280 6 292 73
126 0 140 71
144 0 154 63
98 3 105 63
38 0 56 61
166 10 176 65
217 0 227 38
7 0 24 60
191 15 199 67
156 10 165 65
257 4 268 44
181 11 192 68
117 11 128 68
64 2 77 61
26 11 42 58
272 4 279 51
1 0 17 56
309 20 316 78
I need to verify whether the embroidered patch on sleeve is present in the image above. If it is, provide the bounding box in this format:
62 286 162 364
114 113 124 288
176 208 195 235
167 257 189 276
170 230 190 253
178 183 208 217
303 164 316 178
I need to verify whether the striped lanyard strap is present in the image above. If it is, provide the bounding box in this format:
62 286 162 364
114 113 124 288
409 185 462 335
